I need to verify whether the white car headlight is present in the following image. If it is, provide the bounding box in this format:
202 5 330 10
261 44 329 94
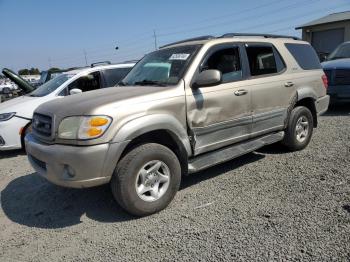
58 115 112 140
0 112 16 122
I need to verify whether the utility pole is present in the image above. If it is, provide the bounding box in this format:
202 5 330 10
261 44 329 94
153 30 158 50
48 57 52 69
83 50 88 66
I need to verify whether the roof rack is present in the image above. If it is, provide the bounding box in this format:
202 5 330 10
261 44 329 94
160 35 215 48
91 61 111 68
120 59 139 64
221 33 300 40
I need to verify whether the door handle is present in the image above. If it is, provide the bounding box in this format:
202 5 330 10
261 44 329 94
284 82 294 87
234 89 248 96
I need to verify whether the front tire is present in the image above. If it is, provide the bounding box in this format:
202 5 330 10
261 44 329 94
282 106 313 151
111 143 181 216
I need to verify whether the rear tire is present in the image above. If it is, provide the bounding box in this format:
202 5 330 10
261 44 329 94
282 106 313 151
110 143 181 216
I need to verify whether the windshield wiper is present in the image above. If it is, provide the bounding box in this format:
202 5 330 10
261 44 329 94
118 81 128 86
134 79 167 87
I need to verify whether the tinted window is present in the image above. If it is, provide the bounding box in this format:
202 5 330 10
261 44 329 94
328 42 350 60
285 43 321 70
103 67 132 87
202 47 242 83
246 45 285 76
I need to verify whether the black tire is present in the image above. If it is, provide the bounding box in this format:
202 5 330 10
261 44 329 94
21 124 32 151
282 106 314 151
111 143 181 216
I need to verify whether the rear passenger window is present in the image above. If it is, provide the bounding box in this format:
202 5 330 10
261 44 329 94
285 43 321 70
202 47 242 83
245 45 285 76
103 67 132 87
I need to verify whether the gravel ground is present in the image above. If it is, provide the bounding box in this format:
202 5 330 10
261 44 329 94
0 106 349 262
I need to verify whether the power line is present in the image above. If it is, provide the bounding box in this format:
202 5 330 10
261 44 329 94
157 0 322 37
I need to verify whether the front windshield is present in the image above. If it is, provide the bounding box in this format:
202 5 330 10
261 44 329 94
328 43 350 60
121 45 201 86
29 73 74 97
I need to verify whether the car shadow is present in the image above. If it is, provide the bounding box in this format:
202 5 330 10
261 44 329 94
181 152 264 190
1 152 265 229
0 149 26 159
324 104 350 116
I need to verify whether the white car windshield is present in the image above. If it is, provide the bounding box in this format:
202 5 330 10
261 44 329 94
29 74 75 97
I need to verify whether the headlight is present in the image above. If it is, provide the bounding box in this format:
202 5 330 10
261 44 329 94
0 112 16 122
58 115 112 140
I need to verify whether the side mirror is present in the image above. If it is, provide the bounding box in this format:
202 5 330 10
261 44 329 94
69 88 82 95
193 69 222 88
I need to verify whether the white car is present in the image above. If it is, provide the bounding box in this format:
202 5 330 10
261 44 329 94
0 62 135 150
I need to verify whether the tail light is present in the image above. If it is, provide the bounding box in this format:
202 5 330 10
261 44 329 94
322 74 328 89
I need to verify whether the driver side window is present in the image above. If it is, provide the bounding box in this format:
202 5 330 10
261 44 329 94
202 47 242 83
60 72 101 96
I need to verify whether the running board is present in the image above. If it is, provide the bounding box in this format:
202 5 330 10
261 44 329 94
188 131 284 174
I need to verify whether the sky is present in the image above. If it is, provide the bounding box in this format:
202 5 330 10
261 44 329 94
0 0 349 72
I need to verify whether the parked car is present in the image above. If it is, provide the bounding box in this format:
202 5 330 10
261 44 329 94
0 62 135 150
25 34 329 216
322 41 350 104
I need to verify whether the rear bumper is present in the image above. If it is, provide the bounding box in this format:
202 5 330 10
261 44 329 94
315 95 330 115
327 85 350 104
25 134 129 188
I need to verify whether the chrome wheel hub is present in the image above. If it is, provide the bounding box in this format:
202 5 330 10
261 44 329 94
295 116 309 143
135 160 170 202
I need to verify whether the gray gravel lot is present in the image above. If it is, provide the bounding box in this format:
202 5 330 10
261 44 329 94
0 106 349 262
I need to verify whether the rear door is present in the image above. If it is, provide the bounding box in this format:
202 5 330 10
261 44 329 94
243 42 295 137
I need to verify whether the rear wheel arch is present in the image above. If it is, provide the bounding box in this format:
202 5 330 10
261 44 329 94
295 97 317 127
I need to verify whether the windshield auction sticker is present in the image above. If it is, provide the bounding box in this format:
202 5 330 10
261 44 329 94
169 53 190 60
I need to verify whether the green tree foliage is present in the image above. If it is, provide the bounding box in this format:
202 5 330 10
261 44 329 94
18 68 41 75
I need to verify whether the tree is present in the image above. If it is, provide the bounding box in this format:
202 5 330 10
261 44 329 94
18 68 40 75
18 69 30 75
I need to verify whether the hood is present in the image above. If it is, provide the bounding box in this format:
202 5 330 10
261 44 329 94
2 68 34 93
36 85 177 117
0 95 53 119
322 58 350 70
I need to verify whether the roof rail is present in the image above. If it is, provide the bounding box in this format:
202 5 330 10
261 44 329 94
221 33 300 40
91 61 111 68
120 59 139 64
160 35 215 48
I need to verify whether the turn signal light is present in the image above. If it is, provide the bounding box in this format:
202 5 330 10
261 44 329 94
87 127 103 137
90 117 109 126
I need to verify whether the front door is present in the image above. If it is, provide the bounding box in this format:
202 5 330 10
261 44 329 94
186 44 252 155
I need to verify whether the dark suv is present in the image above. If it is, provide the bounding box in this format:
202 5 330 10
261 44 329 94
322 41 350 104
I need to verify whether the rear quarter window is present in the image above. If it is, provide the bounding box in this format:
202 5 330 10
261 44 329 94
285 43 321 70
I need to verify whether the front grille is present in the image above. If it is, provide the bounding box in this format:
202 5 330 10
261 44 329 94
32 113 53 138
334 69 350 85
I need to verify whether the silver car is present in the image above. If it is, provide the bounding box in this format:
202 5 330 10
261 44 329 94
26 34 330 216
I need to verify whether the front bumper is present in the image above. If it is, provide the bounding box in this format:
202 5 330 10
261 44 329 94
315 95 330 115
0 116 30 151
25 134 129 188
